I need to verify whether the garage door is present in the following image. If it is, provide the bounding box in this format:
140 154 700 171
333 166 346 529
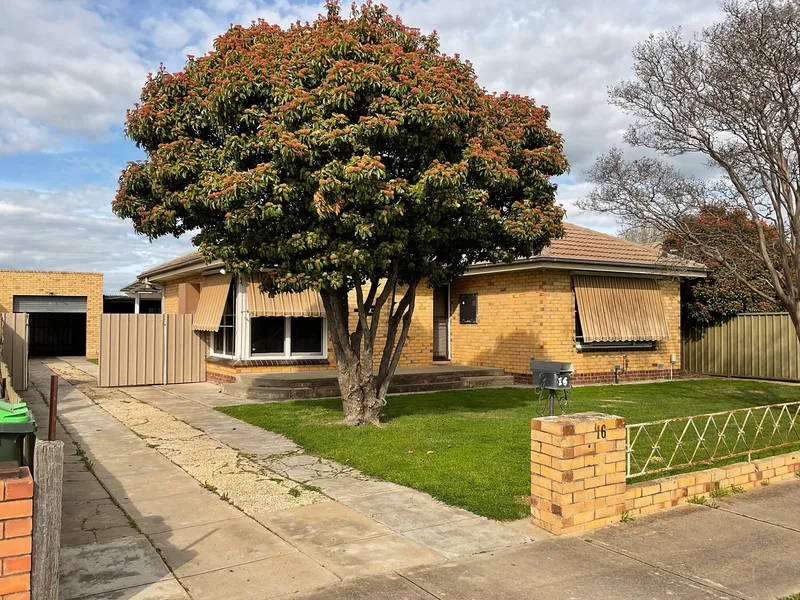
13 296 87 313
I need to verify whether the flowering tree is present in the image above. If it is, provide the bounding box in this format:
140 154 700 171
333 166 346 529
114 1 567 424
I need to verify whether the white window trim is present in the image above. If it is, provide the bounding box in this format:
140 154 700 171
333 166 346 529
208 276 328 361
209 276 242 359
247 315 328 360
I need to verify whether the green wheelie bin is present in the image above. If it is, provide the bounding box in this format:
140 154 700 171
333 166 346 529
0 401 36 467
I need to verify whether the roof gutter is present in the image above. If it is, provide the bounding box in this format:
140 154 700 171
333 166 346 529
464 257 707 278
139 258 223 283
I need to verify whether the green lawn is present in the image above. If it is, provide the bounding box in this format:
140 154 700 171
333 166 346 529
86 358 98 365
219 379 800 521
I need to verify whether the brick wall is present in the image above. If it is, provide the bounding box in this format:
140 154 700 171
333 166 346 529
450 270 682 382
161 267 682 380
0 467 32 600
530 413 627 534
0 270 104 359
161 274 435 378
532 412 800 534
161 274 203 315
625 452 800 517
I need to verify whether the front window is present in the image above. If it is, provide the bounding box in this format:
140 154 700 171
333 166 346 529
251 316 285 354
251 316 325 357
574 296 656 352
212 285 236 356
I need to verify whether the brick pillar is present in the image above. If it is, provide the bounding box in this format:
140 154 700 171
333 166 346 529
0 466 33 600
531 412 627 535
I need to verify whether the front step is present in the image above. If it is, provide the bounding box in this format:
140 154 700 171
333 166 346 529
240 366 506 389
222 371 515 402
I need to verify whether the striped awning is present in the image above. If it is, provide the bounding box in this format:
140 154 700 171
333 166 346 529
192 273 233 332
573 275 670 342
247 276 325 318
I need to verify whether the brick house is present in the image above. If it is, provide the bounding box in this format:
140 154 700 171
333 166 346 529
136 224 705 385
0 270 103 359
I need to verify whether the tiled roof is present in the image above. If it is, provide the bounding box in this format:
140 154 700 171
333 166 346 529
535 223 706 269
119 280 163 294
138 251 206 279
138 223 706 281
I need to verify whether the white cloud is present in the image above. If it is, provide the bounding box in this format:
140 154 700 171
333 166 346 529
398 0 723 175
0 0 148 148
0 185 193 293
0 110 58 156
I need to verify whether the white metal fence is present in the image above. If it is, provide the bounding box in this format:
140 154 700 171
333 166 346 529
626 401 800 479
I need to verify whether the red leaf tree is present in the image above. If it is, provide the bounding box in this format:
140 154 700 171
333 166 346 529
114 1 567 424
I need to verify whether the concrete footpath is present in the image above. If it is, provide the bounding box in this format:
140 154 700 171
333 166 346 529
29 357 800 600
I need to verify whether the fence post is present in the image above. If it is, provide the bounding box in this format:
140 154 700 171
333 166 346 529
48 376 58 442
531 412 627 535
32 441 63 600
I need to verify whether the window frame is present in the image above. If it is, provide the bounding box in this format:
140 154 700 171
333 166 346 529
248 315 328 360
459 293 478 325
210 284 237 357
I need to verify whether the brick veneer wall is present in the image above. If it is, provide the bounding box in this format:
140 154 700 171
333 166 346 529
0 467 33 600
159 266 682 380
450 270 682 383
532 412 800 535
161 275 436 378
0 270 104 359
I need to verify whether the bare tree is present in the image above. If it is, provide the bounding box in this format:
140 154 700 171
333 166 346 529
580 0 800 340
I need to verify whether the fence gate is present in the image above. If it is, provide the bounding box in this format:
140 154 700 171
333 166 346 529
1 313 29 391
99 314 207 387
683 313 800 382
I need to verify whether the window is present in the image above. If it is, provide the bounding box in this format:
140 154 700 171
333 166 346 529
212 285 236 356
291 318 324 354
251 317 285 354
250 316 325 357
573 286 658 352
459 293 478 324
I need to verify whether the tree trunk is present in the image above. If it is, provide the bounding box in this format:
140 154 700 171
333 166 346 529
321 279 417 426
335 353 383 426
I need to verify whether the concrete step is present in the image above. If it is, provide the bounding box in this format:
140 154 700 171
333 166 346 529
240 367 506 389
461 375 516 388
222 373 515 401
220 384 340 400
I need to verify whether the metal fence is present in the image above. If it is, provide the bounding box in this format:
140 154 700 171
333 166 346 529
683 313 800 382
1 313 28 391
99 314 207 387
626 401 800 479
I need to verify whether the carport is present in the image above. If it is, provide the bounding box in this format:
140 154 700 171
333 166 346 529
14 296 87 357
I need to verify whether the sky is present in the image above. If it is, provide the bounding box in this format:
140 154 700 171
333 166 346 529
0 0 724 293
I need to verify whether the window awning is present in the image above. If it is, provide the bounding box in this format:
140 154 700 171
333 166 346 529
247 276 325 318
573 275 670 342
192 273 233 332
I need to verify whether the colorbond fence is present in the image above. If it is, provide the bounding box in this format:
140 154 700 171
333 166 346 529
682 313 800 382
1 313 28 391
99 314 207 387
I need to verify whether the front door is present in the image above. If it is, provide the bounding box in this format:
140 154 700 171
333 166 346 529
433 286 450 360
